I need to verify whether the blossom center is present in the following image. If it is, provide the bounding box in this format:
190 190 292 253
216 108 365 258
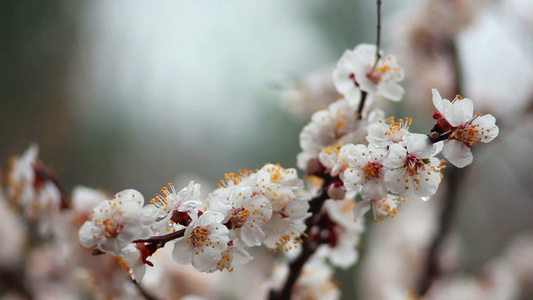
404 154 425 177
366 64 392 84
363 161 383 180
450 124 482 147
385 117 412 143
188 227 210 248
102 217 122 238
229 206 250 229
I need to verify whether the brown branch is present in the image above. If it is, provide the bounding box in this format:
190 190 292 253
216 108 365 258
269 174 332 300
133 229 185 245
356 91 368 120
373 0 382 68
33 162 71 210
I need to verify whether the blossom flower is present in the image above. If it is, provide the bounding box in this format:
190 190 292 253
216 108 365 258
7 144 61 234
150 181 202 234
172 211 230 272
333 50 363 104
384 134 444 197
78 189 154 256
243 164 304 212
343 144 389 200
444 113 498 167
366 117 413 148
431 89 499 167
353 194 406 222
297 99 362 171
334 44 404 102
319 143 361 179
262 196 310 252
209 184 272 247
117 243 147 282
432 89 474 127
211 164 309 251
297 99 384 173
228 164 310 252
71 186 108 214
213 245 253 272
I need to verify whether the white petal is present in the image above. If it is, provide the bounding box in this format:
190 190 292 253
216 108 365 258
377 82 404 101
230 246 253 266
240 224 264 247
198 211 225 227
443 140 473 168
361 180 387 200
407 134 434 157
384 170 407 194
78 221 99 248
172 239 193 265
432 89 444 112
192 248 221 272
353 44 377 64
383 144 407 169
475 114 499 142
99 238 126 256
353 200 371 220
413 162 441 197
114 189 145 207
333 67 356 93
447 98 474 126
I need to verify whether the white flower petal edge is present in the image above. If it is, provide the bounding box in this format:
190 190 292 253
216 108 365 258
78 189 154 256
443 140 473 168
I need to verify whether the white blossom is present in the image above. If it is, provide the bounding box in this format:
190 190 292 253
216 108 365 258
262 197 309 252
209 184 272 248
7 144 61 234
172 211 229 273
334 44 404 102
367 117 413 148
213 245 253 272
384 134 444 197
150 181 202 234
297 99 366 171
353 194 406 221
78 189 154 256
343 144 389 200
432 89 499 167
117 243 146 282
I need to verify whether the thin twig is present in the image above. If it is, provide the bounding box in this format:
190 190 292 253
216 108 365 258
356 91 368 120
133 229 185 245
373 0 382 68
33 162 72 210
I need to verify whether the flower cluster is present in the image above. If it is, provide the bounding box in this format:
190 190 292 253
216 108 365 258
429 89 499 168
76 164 310 279
298 43 499 224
